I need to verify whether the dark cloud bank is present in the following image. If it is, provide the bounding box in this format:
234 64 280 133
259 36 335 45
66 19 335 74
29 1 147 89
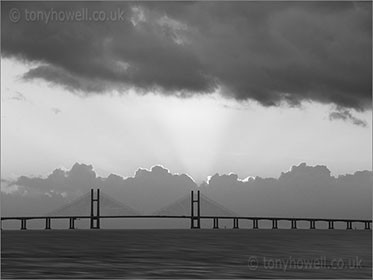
2 1 371 112
2 163 372 221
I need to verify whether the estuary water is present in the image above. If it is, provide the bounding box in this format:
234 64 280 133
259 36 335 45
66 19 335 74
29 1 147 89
1 229 371 278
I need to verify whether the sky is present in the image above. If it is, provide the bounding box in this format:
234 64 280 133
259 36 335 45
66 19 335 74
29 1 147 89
2 57 371 182
0 1 372 219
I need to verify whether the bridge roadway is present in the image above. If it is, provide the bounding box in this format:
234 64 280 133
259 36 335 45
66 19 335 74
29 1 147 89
1 215 372 230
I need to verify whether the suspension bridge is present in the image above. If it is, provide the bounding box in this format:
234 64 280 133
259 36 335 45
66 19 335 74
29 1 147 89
1 189 371 230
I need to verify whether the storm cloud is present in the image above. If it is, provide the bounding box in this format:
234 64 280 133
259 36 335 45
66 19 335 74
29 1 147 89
2 1 371 110
329 107 367 127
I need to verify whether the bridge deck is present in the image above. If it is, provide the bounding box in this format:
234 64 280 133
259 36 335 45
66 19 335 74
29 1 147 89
1 215 371 223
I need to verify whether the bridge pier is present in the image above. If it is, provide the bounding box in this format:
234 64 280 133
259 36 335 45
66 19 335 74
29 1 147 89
233 218 239 229
213 218 219 229
20 219 27 230
45 218 51 230
346 221 352 230
328 221 334 229
272 219 278 229
364 221 371 230
253 219 258 229
291 219 297 229
69 218 76 230
309 220 316 229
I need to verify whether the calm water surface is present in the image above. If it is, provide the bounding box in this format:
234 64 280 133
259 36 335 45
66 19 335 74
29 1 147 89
1 229 372 278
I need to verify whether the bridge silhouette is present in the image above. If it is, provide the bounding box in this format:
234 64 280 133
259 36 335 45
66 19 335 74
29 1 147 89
1 189 372 230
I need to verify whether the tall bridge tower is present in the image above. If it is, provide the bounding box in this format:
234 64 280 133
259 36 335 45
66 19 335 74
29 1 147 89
190 190 200 229
90 189 100 229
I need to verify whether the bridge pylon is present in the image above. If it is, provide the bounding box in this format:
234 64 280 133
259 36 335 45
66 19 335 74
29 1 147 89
90 189 100 229
191 190 200 229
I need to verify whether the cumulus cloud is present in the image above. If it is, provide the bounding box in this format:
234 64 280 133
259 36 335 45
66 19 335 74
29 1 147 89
1 1 371 110
1 163 371 220
202 163 372 219
1 163 197 215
